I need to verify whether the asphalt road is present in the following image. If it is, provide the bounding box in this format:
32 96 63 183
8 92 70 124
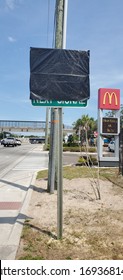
0 142 113 175
0 143 80 175
0 143 32 174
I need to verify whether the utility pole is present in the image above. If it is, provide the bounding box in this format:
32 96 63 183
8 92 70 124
48 0 64 195
48 0 67 190
55 0 68 239
47 0 68 238
54 0 64 240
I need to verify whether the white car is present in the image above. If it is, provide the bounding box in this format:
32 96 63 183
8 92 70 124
15 139 21 146
3 137 17 147
108 141 115 152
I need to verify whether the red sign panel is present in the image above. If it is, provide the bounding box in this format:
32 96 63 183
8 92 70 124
98 88 120 110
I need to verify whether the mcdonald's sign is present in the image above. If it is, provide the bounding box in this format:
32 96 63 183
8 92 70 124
98 88 120 110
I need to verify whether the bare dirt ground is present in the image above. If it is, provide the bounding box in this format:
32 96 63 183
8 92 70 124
16 177 123 260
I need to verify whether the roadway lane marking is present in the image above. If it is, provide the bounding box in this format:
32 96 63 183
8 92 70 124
12 168 46 171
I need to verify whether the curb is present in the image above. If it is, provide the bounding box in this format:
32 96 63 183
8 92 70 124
6 172 37 260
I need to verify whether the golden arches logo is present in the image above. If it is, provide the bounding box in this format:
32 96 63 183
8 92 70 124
103 91 118 105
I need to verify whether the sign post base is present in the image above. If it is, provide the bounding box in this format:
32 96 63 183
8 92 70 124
99 157 119 167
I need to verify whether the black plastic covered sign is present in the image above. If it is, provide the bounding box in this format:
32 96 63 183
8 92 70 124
30 48 90 101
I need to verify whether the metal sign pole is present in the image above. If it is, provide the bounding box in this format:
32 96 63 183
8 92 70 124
57 108 63 238
57 0 68 239
97 108 103 163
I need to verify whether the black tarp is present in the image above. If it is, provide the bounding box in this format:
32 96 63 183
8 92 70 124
30 48 90 101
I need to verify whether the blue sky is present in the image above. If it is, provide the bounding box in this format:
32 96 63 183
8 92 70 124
0 0 123 127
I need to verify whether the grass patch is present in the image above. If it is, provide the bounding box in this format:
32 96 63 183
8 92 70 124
36 166 123 188
63 166 97 179
36 169 48 179
16 166 123 260
99 168 123 188
36 166 97 180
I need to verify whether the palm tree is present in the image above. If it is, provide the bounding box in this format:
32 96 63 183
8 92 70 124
73 114 97 146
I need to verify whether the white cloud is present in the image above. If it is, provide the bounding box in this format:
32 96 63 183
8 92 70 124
5 0 15 10
8 36 16 42
5 0 23 10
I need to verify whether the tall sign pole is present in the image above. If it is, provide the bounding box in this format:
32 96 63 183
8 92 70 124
55 0 68 239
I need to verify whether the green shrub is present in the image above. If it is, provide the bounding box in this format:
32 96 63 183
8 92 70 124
63 146 80 152
90 156 98 164
78 157 86 163
78 155 98 166
68 142 79 147
44 144 96 153
88 147 97 153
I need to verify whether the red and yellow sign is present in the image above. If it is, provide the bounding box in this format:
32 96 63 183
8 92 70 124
98 88 120 110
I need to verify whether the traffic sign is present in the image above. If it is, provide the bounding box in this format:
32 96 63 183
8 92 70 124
31 100 87 107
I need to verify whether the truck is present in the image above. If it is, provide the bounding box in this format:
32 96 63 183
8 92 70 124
3 137 17 147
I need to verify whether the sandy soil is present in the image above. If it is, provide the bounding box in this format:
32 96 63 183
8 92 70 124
16 177 123 260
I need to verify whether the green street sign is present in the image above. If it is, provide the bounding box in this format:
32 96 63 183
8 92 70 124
31 100 87 107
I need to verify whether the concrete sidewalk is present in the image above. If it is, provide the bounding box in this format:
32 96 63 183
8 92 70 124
0 146 48 260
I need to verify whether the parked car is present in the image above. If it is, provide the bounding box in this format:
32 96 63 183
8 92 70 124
108 141 115 152
15 139 21 146
104 138 110 144
29 138 45 144
1 139 5 145
3 137 17 147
